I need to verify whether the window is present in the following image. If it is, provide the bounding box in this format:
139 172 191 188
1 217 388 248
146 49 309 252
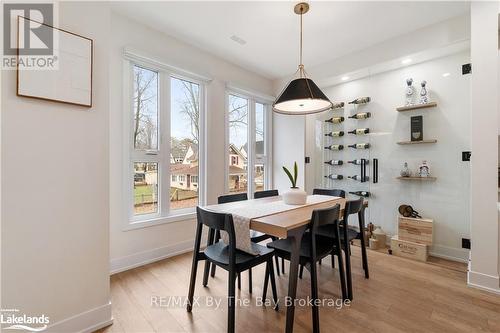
127 59 205 226
226 92 271 196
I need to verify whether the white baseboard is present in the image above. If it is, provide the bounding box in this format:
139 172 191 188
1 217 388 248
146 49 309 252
46 302 112 333
429 244 469 263
110 239 194 275
468 270 500 294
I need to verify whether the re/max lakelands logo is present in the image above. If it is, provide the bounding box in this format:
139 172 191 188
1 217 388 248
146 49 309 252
2 2 58 70
1 309 49 331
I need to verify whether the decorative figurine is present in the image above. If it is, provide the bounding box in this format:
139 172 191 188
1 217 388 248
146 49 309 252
405 78 415 106
418 160 430 177
400 162 411 177
419 80 429 104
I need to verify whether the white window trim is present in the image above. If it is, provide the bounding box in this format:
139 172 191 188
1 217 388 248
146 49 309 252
122 52 208 231
225 86 274 196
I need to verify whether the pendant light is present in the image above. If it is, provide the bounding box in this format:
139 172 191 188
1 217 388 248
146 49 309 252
273 2 333 115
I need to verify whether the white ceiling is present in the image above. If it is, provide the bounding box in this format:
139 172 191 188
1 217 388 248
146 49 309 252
112 1 470 79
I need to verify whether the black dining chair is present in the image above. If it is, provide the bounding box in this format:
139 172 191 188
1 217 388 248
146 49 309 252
187 207 278 333
316 197 368 300
312 188 345 268
208 193 248 291
253 189 284 275
266 204 347 333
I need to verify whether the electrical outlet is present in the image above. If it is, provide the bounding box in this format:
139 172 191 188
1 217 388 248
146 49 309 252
462 63 472 75
462 238 471 249
462 151 471 161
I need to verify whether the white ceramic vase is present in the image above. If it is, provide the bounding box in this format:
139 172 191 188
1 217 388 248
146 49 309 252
283 187 307 205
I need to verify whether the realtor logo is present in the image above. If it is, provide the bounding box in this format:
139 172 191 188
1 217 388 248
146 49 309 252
3 3 53 56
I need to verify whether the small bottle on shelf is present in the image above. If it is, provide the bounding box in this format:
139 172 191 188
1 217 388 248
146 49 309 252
325 116 345 124
325 174 344 180
348 128 370 135
325 131 344 137
348 112 371 119
348 143 370 149
348 175 369 181
324 144 344 151
347 159 369 165
325 160 343 166
349 191 370 197
348 97 371 105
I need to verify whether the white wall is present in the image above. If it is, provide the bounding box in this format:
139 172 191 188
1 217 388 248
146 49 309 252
109 12 273 273
468 1 499 293
1 2 112 332
306 52 471 261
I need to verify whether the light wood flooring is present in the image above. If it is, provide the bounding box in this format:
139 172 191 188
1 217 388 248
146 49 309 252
98 247 500 333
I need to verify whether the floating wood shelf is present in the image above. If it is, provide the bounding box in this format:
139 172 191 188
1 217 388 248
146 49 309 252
396 102 437 112
397 139 437 145
397 176 437 181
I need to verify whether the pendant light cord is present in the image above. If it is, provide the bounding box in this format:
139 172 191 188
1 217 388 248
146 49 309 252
299 6 304 78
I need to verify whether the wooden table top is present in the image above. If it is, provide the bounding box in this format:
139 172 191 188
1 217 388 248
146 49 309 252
205 195 346 239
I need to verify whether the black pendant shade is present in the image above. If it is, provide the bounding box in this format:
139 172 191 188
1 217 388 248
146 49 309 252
273 78 333 115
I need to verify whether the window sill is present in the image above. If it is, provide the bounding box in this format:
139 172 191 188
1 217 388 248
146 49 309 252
124 210 196 231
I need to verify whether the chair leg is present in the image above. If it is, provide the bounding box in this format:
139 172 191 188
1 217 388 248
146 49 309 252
228 270 236 333
344 244 353 300
360 237 369 279
274 255 280 277
203 228 215 287
187 255 200 313
262 262 269 300
331 254 335 268
210 230 221 278
248 268 253 294
281 258 285 274
237 272 241 290
268 259 279 310
299 264 304 279
310 259 320 333
336 251 347 301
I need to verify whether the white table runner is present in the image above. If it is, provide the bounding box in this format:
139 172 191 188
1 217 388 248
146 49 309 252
206 195 340 255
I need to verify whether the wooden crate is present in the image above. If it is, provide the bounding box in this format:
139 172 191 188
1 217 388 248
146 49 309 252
391 235 428 262
398 216 433 245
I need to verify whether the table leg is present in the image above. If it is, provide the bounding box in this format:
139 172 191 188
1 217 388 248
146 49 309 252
285 225 307 333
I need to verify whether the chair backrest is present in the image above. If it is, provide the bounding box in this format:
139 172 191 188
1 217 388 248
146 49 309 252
309 204 341 236
195 206 237 267
341 197 365 239
312 188 346 198
344 197 364 216
254 189 279 199
218 193 248 204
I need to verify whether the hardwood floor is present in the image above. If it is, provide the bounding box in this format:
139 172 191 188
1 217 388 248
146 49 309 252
98 247 500 333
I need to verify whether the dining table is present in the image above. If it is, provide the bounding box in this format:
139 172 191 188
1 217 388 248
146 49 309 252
204 194 346 333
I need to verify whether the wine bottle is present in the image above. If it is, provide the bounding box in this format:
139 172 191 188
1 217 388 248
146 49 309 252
348 143 370 149
325 131 344 137
349 191 370 198
347 159 369 165
331 102 345 110
348 128 370 135
348 112 371 119
324 144 344 151
325 116 345 124
325 174 344 180
348 97 371 105
325 160 343 166
348 175 369 181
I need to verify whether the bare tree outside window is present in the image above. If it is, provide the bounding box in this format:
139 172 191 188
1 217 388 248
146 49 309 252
133 66 158 150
